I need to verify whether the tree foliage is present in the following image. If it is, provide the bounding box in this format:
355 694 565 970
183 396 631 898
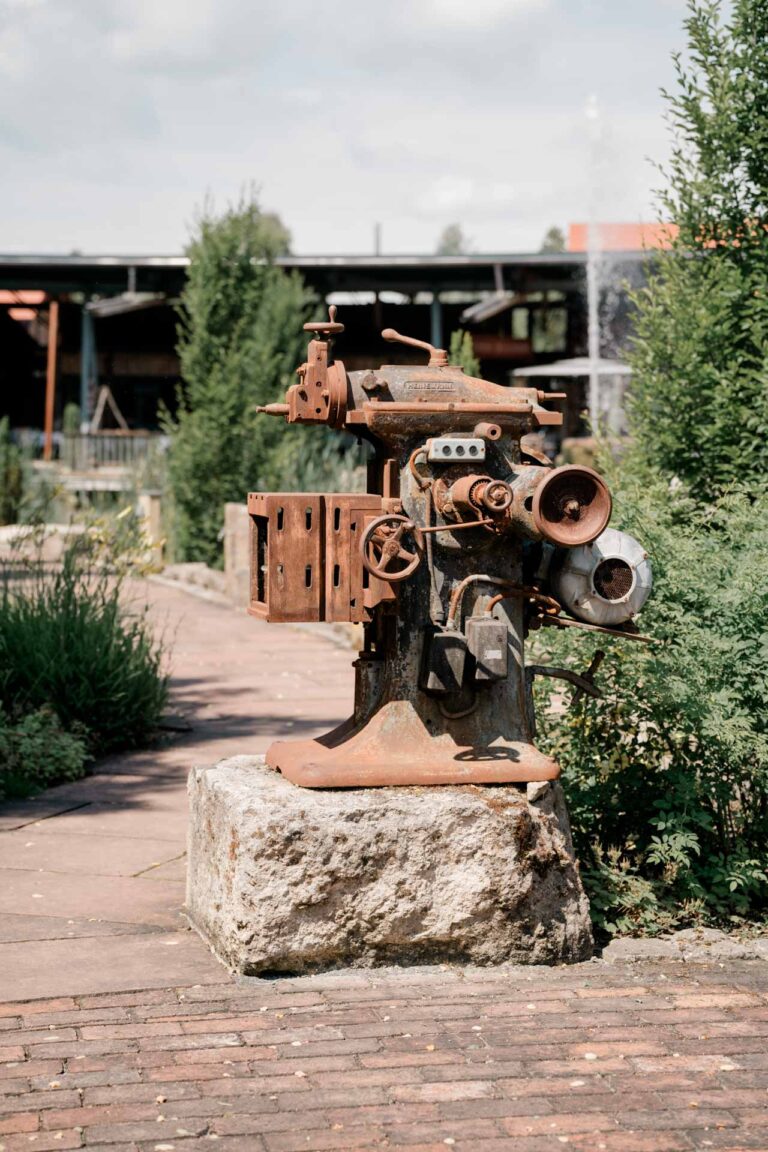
538 0 768 935
540 225 565 253
448 329 481 377
436 224 471 255
0 417 22 525
166 195 316 564
628 0 768 499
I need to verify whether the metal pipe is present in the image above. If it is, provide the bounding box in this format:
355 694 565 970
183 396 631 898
423 485 445 624
486 588 561 615
43 299 59 462
419 517 493 536
446 574 518 630
430 293 443 350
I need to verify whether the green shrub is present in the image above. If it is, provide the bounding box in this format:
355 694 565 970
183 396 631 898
536 466 768 937
166 194 316 566
263 425 368 493
535 0 768 938
448 330 480 377
0 537 168 757
0 706 88 801
0 416 23 525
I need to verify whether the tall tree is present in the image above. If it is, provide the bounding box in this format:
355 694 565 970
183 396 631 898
166 195 315 565
628 0 768 498
435 224 471 255
539 225 565 253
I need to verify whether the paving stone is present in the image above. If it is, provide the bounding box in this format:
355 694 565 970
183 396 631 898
0 932 228 1001
0 870 184 930
0 914 162 944
0 831 182 877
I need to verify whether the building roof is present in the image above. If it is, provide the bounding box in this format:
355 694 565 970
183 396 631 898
513 357 632 378
0 250 650 298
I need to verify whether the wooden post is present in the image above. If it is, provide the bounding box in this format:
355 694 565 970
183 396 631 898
43 299 59 462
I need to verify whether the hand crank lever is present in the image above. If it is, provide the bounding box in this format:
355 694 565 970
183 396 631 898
381 328 448 368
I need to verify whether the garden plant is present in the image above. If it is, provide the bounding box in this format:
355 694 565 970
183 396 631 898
0 516 168 800
537 0 768 938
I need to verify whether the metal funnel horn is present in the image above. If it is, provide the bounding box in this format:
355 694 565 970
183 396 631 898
532 465 612 546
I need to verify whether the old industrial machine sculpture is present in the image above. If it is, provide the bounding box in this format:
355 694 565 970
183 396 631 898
250 307 652 788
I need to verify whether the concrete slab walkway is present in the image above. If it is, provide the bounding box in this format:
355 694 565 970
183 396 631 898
1 579 768 1151
0 580 354 1002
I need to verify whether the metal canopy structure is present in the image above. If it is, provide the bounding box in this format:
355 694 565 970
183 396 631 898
513 357 632 378
0 250 648 298
0 250 651 438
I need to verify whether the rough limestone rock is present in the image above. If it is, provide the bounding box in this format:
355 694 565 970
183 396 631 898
186 756 593 974
602 928 768 964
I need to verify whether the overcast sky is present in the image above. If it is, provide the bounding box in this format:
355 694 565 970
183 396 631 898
0 0 688 255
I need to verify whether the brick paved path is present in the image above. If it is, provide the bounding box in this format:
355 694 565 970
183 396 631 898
2 961 768 1151
1 581 767 1151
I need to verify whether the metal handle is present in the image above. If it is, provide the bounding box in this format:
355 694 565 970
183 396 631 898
381 328 448 368
304 303 345 337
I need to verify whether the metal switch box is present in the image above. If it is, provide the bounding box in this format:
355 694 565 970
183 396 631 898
420 628 467 694
466 616 508 681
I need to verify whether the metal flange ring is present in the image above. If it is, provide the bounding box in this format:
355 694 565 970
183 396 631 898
361 514 422 583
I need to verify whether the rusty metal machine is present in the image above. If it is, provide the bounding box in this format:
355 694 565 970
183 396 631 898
250 307 652 788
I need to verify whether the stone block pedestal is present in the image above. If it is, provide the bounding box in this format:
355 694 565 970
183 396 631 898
186 756 593 974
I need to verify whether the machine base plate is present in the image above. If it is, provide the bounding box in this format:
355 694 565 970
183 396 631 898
266 718 560 788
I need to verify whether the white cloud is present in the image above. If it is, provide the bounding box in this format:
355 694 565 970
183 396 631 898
414 176 517 216
109 0 219 65
413 0 547 28
0 0 688 253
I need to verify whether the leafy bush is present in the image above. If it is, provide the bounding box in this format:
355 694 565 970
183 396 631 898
628 0 768 500
535 0 768 938
0 530 168 760
166 194 316 566
535 467 768 936
0 417 23 525
449 330 480 377
263 425 368 494
0 706 88 801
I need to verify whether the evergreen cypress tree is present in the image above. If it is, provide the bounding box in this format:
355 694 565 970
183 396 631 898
448 329 481 377
629 0 768 496
166 197 315 565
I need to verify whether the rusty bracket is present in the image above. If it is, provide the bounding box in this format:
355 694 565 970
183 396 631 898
527 663 602 701
537 613 655 644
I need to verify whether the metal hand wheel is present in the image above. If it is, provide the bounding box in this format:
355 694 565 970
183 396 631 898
361 514 421 582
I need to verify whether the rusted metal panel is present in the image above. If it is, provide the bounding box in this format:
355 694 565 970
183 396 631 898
247 493 324 623
324 494 383 623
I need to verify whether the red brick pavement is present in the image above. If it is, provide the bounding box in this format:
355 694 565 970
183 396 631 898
2 960 768 1152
